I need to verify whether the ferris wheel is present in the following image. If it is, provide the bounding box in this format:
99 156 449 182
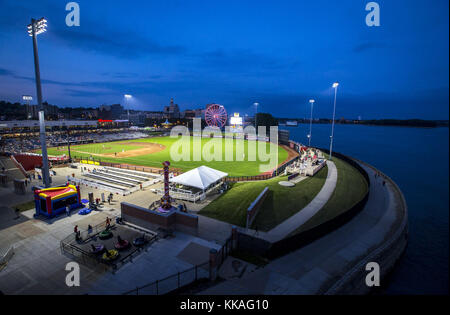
205 104 227 128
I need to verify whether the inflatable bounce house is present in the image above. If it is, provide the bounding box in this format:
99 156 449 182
34 184 83 218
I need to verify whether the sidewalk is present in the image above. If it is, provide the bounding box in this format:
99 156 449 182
237 160 337 242
199 161 406 294
267 160 337 240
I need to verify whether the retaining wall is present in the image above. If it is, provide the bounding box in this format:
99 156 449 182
121 202 199 235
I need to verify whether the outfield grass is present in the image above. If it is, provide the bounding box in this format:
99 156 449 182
44 136 289 177
291 156 368 235
199 166 328 231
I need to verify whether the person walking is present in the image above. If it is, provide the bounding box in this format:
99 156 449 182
106 217 111 229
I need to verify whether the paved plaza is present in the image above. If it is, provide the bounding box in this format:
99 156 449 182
199 162 404 294
0 164 221 295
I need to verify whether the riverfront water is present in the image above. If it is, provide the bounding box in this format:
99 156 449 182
288 124 449 295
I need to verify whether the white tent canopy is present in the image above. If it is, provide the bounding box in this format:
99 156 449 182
170 166 228 190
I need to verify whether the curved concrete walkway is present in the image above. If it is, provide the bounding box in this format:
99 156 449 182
199 160 407 295
197 161 338 244
267 160 337 241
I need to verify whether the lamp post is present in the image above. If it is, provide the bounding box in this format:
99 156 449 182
329 82 339 161
308 99 315 147
253 102 259 131
28 17 51 187
124 94 132 127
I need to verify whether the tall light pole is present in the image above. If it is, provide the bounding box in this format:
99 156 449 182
253 102 259 130
308 99 315 147
124 94 132 126
28 17 51 187
22 95 33 119
329 82 339 161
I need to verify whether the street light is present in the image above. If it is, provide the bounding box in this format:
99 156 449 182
308 99 315 147
253 102 259 129
27 17 51 187
329 82 339 161
124 94 132 126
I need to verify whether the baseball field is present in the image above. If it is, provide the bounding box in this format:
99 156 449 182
44 136 294 176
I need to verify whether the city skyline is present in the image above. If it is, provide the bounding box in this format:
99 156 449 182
0 0 448 120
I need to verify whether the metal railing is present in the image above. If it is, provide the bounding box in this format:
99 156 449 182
60 219 157 271
154 187 206 203
122 262 209 295
226 174 273 182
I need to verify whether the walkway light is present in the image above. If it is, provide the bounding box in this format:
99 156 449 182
329 82 339 161
308 99 315 147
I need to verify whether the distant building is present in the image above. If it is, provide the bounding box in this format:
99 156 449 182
99 104 123 120
181 108 205 120
145 111 165 120
81 109 98 120
0 120 98 133
163 98 180 119
26 103 59 119
121 112 145 126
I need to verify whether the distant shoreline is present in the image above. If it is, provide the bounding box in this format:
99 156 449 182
278 119 449 129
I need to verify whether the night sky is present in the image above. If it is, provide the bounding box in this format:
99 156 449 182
0 0 448 120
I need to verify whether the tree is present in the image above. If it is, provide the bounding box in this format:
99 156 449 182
255 112 278 130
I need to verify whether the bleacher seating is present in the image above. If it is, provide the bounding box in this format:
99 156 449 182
13 154 42 171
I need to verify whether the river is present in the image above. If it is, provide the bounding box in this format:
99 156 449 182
287 124 449 295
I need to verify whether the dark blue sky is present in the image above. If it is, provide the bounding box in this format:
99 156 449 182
0 0 448 119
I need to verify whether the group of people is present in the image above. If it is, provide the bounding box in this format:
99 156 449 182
73 218 110 241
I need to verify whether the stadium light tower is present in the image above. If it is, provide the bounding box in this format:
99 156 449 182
124 94 132 126
308 99 315 147
329 82 339 161
27 17 51 187
22 95 33 119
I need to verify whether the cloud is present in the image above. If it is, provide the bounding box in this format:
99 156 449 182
0 0 185 59
50 26 186 59
353 42 386 53
64 89 113 98
196 49 299 75
0 68 14 76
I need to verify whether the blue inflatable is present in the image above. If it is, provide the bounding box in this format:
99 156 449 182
78 208 92 215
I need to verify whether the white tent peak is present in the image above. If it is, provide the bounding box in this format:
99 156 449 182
170 166 228 190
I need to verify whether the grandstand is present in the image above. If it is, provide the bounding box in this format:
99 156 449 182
0 156 26 181
69 165 161 196
1 131 148 155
